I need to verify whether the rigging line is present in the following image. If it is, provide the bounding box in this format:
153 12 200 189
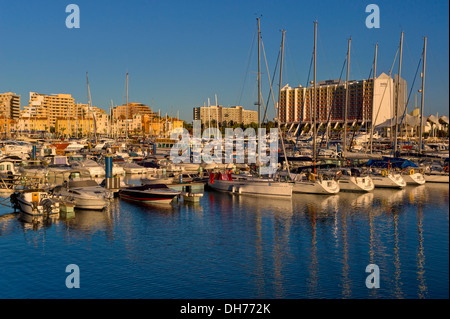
293 52 314 153
261 37 278 124
372 46 400 132
396 55 422 136
263 46 281 124
236 27 257 106
318 56 347 147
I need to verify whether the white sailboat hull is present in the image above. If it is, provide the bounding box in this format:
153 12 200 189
402 172 426 185
338 176 374 192
208 180 292 197
424 173 449 183
371 173 406 188
293 179 340 194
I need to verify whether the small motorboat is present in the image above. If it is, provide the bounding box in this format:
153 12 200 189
119 184 180 205
51 179 113 210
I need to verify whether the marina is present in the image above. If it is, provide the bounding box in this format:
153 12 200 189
0 133 447 299
0 176 448 299
0 0 448 304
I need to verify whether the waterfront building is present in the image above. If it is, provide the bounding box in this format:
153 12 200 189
16 115 49 134
193 105 258 126
26 92 75 128
113 103 156 119
278 73 406 129
0 92 21 120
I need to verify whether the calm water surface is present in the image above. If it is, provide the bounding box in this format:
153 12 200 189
0 180 448 299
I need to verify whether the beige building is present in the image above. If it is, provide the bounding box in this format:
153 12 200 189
113 103 156 119
0 92 21 119
279 73 406 127
193 105 258 126
25 92 75 128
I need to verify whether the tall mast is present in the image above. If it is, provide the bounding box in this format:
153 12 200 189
277 29 290 176
312 21 317 161
418 36 427 154
257 17 261 129
343 37 351 156
126 72 129 141
86 72 91 141
394 32 404 157
370 43 378 154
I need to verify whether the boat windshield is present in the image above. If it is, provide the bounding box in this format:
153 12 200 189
68 180 99 188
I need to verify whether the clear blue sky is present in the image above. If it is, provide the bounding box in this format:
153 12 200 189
0 0 448 122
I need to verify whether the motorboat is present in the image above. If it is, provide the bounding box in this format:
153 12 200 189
50 179 113 210
120 162 149 174
119 184 180 204
11 189 60 223
141 175 174 185
70 159 105 178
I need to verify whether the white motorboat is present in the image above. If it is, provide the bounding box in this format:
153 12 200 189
141 176 174 185
120 162 148 174
119 184 180 205
208 172 292 197
51 179 113 210
11 189 60 223
71 159 105 178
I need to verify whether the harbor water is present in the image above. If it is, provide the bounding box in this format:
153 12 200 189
0 179 448 299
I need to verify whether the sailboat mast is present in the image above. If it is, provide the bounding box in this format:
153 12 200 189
370 43 378 154
312 21 317 161
277 29 290 176
257 17 261 129
394 32 404 157
126 72 129 141
86 72 91 141
418 36 427 154
343 37 351 156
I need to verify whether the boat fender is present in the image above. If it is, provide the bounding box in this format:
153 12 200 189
381 170 387 177
409 169 414 175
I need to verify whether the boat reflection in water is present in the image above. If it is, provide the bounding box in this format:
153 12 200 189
0 182 447 299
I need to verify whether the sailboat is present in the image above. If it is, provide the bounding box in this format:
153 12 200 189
288 21 340 195
208 18 292 198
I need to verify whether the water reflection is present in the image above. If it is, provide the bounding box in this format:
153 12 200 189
0 182 447 298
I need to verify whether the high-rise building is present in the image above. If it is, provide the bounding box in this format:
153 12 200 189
278 73 406 128
193 105 258 126
113 103 156 119
0 92 21 119
24 92 75 128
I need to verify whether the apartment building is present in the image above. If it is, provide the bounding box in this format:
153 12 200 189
25 92 75 128
278 73 406 127
0 92 21 119
193 105 258 126
113 103 156 119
